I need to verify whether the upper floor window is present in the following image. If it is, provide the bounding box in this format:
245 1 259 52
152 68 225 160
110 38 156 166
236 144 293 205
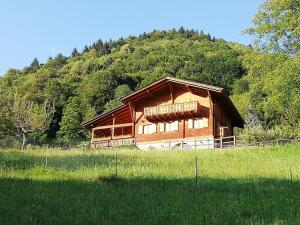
159 121 179 132
188 118 208 129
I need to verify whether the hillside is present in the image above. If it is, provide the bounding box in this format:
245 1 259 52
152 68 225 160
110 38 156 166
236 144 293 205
0 28 299 147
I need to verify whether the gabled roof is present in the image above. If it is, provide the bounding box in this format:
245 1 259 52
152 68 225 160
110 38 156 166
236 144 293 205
121 76 223 103
82 77 245 129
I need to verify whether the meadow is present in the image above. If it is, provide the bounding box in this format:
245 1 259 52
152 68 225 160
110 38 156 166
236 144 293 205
0 144 299 225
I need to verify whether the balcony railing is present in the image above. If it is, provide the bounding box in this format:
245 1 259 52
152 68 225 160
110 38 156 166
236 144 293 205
91 137 136 148
144 101 198 117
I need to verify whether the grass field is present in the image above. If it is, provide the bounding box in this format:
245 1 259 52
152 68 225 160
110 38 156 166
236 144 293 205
0 144 299 225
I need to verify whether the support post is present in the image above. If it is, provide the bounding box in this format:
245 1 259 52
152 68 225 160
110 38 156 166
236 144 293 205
112 117 115 140
220 137 223 149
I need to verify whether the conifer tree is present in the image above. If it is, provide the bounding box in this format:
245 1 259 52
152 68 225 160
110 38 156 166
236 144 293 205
71 48 79 57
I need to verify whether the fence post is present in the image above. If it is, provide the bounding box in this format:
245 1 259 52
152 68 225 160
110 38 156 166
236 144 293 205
233 135 236 148
115 153 118 177
220 137 223 149
195 157 198 188
45 156 48 168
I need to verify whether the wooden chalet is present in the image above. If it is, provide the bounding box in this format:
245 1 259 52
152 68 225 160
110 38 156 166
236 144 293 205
82 77 244 149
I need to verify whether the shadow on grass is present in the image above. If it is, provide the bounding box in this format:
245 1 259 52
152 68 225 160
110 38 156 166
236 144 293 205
0 176 299 225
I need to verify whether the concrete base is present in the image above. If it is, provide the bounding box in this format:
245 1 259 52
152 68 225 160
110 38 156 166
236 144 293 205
136 136 215 150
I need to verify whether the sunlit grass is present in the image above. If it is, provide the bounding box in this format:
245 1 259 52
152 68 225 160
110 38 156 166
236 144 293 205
0 144 299 225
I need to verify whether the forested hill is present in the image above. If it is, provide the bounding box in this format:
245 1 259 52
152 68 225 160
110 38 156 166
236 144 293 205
1 28 299 147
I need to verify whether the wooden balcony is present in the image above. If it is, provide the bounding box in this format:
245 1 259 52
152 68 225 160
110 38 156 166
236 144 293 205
91 137 136 148
144 101 199 120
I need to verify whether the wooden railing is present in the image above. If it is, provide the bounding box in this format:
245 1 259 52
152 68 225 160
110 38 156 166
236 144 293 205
144 101 198 117
91 137 136 148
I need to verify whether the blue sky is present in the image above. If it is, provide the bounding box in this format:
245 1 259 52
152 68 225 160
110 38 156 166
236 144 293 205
0 0 262 75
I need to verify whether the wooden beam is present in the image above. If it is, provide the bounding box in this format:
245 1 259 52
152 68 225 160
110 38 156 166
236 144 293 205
207 90 215 137
182 119 185 139
168 82 174 103
135 112 144 123
147 89 154 97
91 129 94 143
92 123 134 131
111 117 115 140
185 85 192 93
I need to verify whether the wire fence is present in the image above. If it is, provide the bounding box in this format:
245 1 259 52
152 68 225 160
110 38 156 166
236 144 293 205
0 134 300 150
0 146 298 186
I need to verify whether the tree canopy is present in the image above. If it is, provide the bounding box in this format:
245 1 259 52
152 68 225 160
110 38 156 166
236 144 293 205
245 0 300 54
0 25 299 147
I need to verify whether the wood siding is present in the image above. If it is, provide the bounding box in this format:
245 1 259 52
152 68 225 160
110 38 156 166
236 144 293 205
134 86 215 143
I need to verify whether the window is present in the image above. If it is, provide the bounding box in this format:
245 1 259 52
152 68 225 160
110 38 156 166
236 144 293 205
143 124 157 134
160 121 179 132
188 118 208 129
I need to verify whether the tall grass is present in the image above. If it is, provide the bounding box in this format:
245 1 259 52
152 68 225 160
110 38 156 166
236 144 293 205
0 144 299 225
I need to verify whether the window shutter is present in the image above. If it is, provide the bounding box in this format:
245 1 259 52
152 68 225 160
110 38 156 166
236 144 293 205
150 124 157 133
203 118 208 127
199 119 204 128
171 121 179 131
138 125 143 134
159 123 165 132
188 119 193 129
166 123 171 132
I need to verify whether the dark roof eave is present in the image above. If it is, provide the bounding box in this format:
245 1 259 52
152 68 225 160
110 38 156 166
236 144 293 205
81 104 127 128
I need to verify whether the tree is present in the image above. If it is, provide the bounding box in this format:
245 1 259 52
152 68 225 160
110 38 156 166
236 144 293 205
103 84 132 112
57 97 86 145
245 106 259 128
12 94 54 150
83 45 89 53
245 0 300 54
71 48 79 57
30 58 40 68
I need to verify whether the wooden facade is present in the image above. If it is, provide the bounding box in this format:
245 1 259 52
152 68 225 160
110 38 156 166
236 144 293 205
82 77 244 149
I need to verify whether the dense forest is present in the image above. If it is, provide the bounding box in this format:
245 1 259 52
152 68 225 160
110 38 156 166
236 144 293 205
1 0 300 148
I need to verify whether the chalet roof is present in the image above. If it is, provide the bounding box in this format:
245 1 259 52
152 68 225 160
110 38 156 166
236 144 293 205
121 77 223 103
81 104 128 128
82 77 245 129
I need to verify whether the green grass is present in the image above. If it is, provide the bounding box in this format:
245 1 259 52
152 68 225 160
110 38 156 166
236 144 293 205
0 144 299 225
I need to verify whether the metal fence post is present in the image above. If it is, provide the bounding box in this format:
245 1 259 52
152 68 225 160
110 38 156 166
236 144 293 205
115 153 118 177
45 156 48 168
195 157 198 188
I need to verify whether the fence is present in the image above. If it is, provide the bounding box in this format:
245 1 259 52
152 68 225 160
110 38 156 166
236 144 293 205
0 134 300 150
0 149 298 187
